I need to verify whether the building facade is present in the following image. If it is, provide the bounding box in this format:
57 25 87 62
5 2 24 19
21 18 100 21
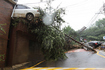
0 0 14 67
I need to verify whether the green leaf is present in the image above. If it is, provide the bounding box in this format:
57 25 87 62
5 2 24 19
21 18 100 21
0 27 6 34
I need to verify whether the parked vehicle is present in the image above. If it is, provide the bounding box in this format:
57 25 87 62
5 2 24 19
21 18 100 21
88 41 102 48
12 4 40 21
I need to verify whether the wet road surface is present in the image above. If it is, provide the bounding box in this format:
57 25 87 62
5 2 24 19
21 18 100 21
55 51 105 68
19 49 105 69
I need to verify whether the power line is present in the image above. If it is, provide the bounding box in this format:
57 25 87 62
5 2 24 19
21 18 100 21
86 6 103 27
62 0 89 9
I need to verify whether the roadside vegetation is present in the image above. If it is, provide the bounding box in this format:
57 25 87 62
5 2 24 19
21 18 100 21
80 18 105 41
62 26 81 49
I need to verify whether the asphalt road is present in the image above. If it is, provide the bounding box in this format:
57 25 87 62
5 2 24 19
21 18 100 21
55 51 105 68
20 49 105 69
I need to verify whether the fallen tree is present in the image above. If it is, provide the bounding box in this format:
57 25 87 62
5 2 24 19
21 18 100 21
12 7 68 61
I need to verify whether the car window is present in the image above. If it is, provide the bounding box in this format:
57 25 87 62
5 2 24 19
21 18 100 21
98 42 101 44
16 5 30 9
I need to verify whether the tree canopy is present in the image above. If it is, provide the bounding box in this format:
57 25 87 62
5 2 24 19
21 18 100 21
80 18 105 41
62 26 77 37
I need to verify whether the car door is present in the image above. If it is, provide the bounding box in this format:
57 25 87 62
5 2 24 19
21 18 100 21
14 5 27 17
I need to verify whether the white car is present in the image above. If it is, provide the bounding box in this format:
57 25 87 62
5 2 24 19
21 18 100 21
12 4 40 21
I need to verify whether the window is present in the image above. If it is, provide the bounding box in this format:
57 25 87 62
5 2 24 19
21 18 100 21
14 0 17 1
16 5 30 9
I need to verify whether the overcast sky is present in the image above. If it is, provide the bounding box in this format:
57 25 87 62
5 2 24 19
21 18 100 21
17 0 105 31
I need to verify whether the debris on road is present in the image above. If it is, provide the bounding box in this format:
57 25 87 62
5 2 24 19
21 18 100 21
65 34 97 53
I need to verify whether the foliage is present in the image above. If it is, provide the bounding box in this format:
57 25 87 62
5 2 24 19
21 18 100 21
62 26 72 35
31 25 66 60
80 18 105 41
62 26 79 50
62 26 77 36
11 18 28 27
29 7 67 61
12 18 19 27
0 23 6 35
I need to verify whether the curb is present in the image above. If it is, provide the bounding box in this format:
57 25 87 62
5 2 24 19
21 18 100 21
20 67 105 70
12 62 29 69
0 67 12 70
0 62 29 70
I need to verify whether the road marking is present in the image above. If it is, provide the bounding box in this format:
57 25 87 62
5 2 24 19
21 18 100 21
29 60 45 68
84 68 95 70
97 51 105 58
21 68 105 70
63 68 78 70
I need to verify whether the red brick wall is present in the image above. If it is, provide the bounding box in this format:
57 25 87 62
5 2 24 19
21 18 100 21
8 23 44 66
0 0 13 38
0 38 8 67
0 0 13 67
13 31 29 65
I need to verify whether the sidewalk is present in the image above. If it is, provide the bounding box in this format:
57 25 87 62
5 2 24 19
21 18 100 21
0 67 12 70
0 62 29 70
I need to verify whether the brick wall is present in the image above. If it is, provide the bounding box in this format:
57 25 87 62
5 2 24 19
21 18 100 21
13 31 29 65
0 0 13 67
0 0 13 38
8 23 44 66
